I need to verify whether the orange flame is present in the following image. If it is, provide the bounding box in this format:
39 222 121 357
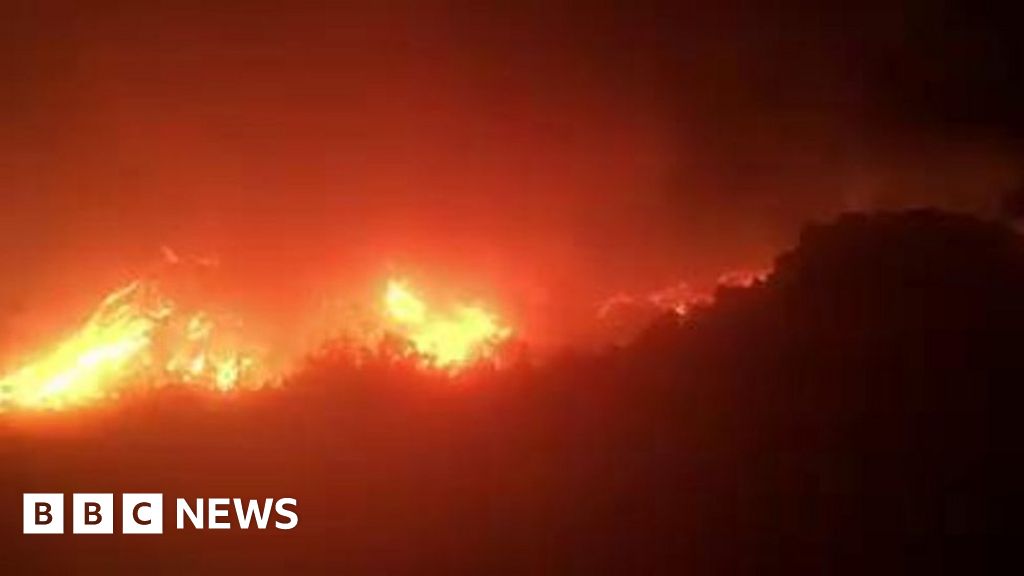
381 279 512 370
0 274 514 411
0 281 267 411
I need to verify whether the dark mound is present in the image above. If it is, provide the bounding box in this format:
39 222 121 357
630 209 1024 573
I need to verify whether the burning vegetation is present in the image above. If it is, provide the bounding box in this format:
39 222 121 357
381 279 512 370
0 257 776 413
0 280 266 411
0 275 515 412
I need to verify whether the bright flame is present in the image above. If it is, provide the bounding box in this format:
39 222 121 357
382 279 511 370
0 281 266 411
0 275 515 411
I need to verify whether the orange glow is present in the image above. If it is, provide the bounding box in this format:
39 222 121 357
594 269 771 346
716 269 769 289
598 268 770 322
381 279 512 370
598 282 710 321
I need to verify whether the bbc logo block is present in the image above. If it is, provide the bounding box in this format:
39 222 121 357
122 493 164 534
23 494 64 535
72 493 114 534
23 493 163 535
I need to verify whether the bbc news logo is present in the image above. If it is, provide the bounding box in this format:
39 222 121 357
23 493 298 534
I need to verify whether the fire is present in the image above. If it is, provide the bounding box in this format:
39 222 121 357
595 268 770 346
598 268 770 322
597 282 710 321
0 274 514 411
0 258 768 412
381 279 512 370
0 281 265 411
0 259 764 412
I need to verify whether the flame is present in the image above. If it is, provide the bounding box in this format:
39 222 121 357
0 259 767 412
598 282 710 321
0 274 514 411
594 268 770 346
381 279 511 370
0 259 762 411
598 269 770 322
0 281 266 411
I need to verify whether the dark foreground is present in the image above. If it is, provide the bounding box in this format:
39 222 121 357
2 210 1021 574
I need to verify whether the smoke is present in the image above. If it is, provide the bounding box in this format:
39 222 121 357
1 1 1021 348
